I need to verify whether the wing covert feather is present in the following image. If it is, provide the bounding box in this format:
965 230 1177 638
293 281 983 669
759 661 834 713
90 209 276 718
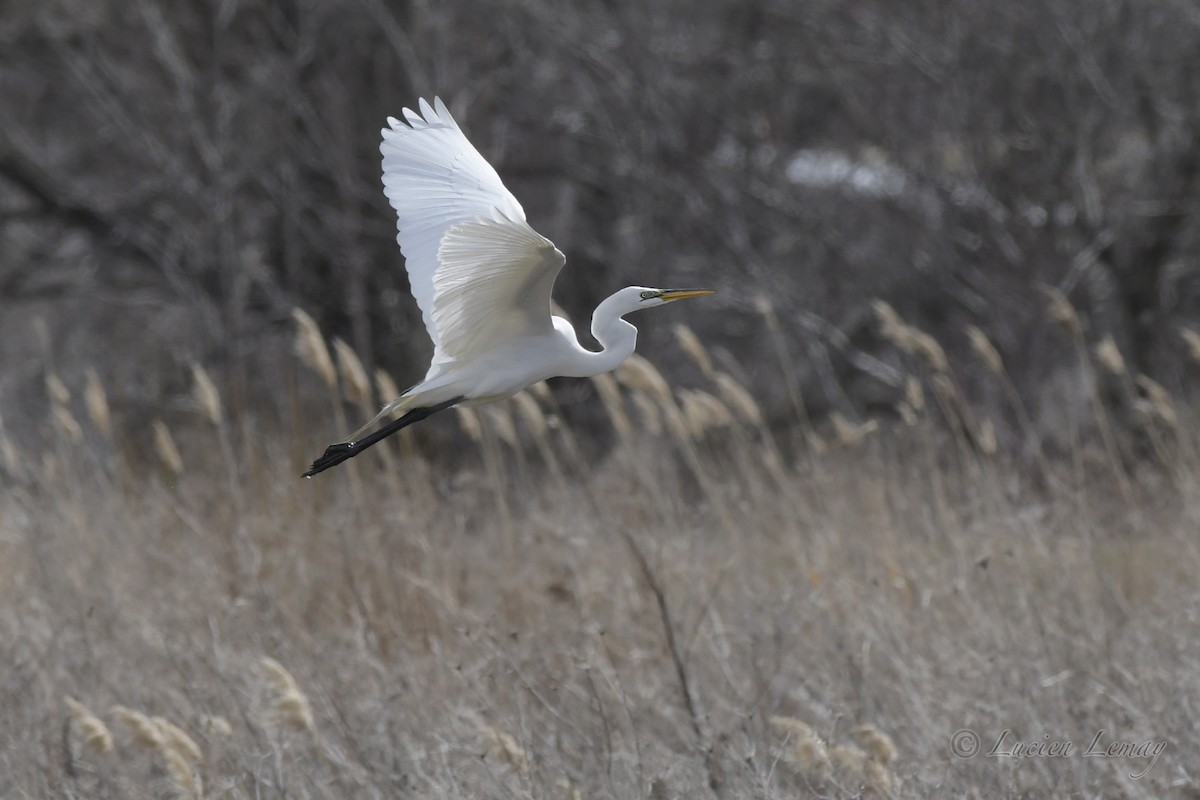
435 217 565 362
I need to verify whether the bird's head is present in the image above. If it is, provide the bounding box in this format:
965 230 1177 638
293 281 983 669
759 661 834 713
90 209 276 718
621 286 716 311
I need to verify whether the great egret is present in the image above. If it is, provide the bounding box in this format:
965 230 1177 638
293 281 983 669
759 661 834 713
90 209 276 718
303 97 713 477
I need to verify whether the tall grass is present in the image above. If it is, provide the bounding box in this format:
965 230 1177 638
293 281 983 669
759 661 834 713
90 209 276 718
1 308 1198 799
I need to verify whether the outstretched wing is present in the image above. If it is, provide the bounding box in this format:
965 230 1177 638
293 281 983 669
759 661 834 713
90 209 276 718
380 97 565 366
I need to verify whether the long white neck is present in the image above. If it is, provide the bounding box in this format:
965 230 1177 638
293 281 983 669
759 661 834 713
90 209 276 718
559 291 638 378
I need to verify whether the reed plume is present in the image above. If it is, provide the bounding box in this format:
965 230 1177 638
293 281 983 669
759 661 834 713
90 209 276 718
0 409 18 476
154 716 203 763
111 706 166 750
616 354 672 406
1040 284 1081 335
872 300 947 372
84 368 112 437
292 308 337 389
975 417 998 456
152 419 184 476
112 707 204 798
189 363 222 426
52 405 84 445
1180 327 1200 364
456 406 483 442
679 389 733 437
1135 375 1177 429
486 404 520 448
831 744 892 795
831 412 878 446
512 391 549 443
714 372 763 427
591 372 633 440
63 696 114 755
673 323 714 377
199 715 233 738
260 657 314 732
850 723 897 764
1093 336 1126 376
478 725 530 776
375 368 402 411
770 717 832 783
630 391 663 435
333 338 371 406
965 325 1004 376
46 373 70 405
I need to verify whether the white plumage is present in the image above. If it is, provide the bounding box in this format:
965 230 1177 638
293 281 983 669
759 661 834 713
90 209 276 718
304 96 713 477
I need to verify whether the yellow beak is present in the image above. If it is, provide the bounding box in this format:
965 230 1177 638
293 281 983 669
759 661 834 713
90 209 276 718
661 288 716 302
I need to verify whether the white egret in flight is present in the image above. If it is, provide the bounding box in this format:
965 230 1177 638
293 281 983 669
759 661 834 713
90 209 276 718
304 97 713 477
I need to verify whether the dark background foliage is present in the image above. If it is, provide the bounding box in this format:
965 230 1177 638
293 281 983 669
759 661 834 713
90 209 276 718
3 0 1199 443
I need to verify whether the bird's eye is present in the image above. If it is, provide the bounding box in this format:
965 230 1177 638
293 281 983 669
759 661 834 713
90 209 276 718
640 291 658 300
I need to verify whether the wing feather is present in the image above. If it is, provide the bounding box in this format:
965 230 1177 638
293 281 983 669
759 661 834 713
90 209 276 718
435 216 565 362
380 96 551 365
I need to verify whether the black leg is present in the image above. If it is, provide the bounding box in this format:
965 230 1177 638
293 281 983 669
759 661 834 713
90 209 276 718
302 397 464 477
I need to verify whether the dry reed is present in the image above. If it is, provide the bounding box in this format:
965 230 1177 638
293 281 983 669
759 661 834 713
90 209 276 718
1094 336 1126 376
511 391 549 443
456 406 483 442
673 323 714 377
259 657 314 732
755 292 811 424
111 706 167 750
713 372 763 427
830 411 878 446
375 368 402 410
615 354 672 406
162 746 202 799
976 417 998 456
333 338 371 407
872 300 947 372
152 419 184 476
478 725 530 776
0 408 20 476
850 723 898 765
591 372 633 440
1040 284 1081 335
46 373 70 405
556 779 584 800
905 375 924 412
486 404 520 449
111 706 204 798
154 716 203 763
52 405 83 445
292 308 337 389
770 717 832 784
63 696 114 755
1180 327 1200 364
679 389 733 437
199 715 233 738
190 363 222 426
1135 375 1178 429
84 368 112 437
630 391 663 435
965 325 1004 376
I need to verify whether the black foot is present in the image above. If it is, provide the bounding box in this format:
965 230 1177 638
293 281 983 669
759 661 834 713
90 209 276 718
302 441 358 477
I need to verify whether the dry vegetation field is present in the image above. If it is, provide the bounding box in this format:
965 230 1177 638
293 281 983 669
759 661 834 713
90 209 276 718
2 306 1200 800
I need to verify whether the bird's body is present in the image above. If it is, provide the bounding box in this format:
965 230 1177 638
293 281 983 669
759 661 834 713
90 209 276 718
304 97 712 477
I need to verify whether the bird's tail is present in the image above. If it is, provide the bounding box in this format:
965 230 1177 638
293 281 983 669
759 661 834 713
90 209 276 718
348 393 414 442
302 396 464 478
